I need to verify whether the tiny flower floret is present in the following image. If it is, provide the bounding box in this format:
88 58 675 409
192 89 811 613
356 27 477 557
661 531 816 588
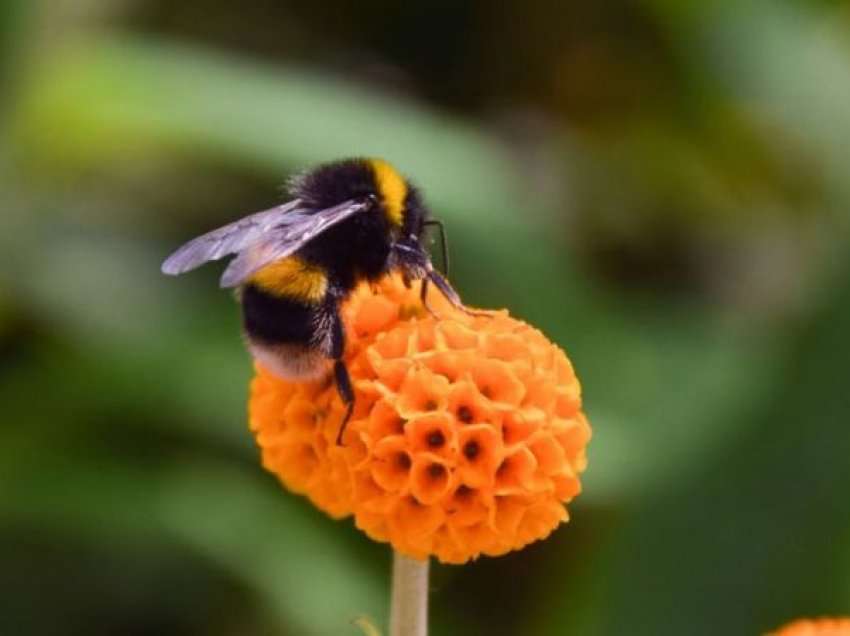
249 274 591 564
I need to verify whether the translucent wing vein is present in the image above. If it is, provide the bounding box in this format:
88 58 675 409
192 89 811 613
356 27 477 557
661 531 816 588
160 199 304 276
219 200 368 287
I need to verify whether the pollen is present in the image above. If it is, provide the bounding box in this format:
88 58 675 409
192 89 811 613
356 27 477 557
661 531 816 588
767 618 850 636
248 274 592 564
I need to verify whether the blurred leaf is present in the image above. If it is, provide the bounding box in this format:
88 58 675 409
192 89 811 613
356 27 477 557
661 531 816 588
539 260 850 635
157 461 387 635
11 34 520 233
0 445 386 635
579 320 786 503
0 0 32 101
648 0 850 221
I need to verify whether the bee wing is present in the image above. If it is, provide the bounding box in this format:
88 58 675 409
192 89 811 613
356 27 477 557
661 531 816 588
219 199 369 288
161 199 306 276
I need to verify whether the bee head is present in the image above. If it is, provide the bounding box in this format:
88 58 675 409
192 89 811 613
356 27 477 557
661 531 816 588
289 158 419 231
289 157 432 275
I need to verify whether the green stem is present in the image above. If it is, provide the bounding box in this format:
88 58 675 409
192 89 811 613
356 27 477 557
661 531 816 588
389 551 429 636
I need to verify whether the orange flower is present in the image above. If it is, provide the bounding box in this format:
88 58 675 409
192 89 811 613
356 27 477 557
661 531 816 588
248 274 591 564
768 618 850 636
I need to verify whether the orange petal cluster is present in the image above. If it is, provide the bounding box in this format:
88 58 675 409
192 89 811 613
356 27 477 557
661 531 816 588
768 618 850 636
248 274 591 564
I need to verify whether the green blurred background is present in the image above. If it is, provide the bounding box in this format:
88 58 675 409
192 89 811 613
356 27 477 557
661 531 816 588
2 1 849 634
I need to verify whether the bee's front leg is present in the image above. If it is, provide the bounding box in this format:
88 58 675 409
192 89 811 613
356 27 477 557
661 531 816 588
419 276 439 318
427 269 492 318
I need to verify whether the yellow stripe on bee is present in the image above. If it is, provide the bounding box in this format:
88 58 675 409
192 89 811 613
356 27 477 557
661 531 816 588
368 158 407 227
249 257 328 303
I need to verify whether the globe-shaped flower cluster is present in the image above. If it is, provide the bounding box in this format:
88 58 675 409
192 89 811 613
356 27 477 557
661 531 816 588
249 275 591 564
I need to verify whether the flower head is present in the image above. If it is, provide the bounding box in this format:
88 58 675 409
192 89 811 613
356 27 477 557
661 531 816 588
249 274 591 564
768 618 850 636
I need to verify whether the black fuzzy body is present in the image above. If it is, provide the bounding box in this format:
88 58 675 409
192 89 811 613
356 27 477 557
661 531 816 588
163 156 444 441
241 283 321 346
241 158 428 357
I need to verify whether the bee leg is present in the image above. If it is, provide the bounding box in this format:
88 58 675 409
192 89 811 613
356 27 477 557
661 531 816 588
419 276 440 318
333 360 354 445
330 308 355 446
427 269 492 318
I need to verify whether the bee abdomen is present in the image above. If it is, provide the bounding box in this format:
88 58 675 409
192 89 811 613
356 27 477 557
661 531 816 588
246 340 331 381
247 257 328 303
241 283 332 381
241 284 318 346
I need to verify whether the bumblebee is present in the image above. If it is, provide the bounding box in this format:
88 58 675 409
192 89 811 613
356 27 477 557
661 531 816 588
162 157 467 443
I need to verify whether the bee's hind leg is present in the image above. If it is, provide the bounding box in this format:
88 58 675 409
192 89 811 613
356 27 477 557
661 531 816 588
329 307 354 446
333 360 354 445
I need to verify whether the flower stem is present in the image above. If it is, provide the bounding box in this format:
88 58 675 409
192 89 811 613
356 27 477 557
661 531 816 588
389 551 429 636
